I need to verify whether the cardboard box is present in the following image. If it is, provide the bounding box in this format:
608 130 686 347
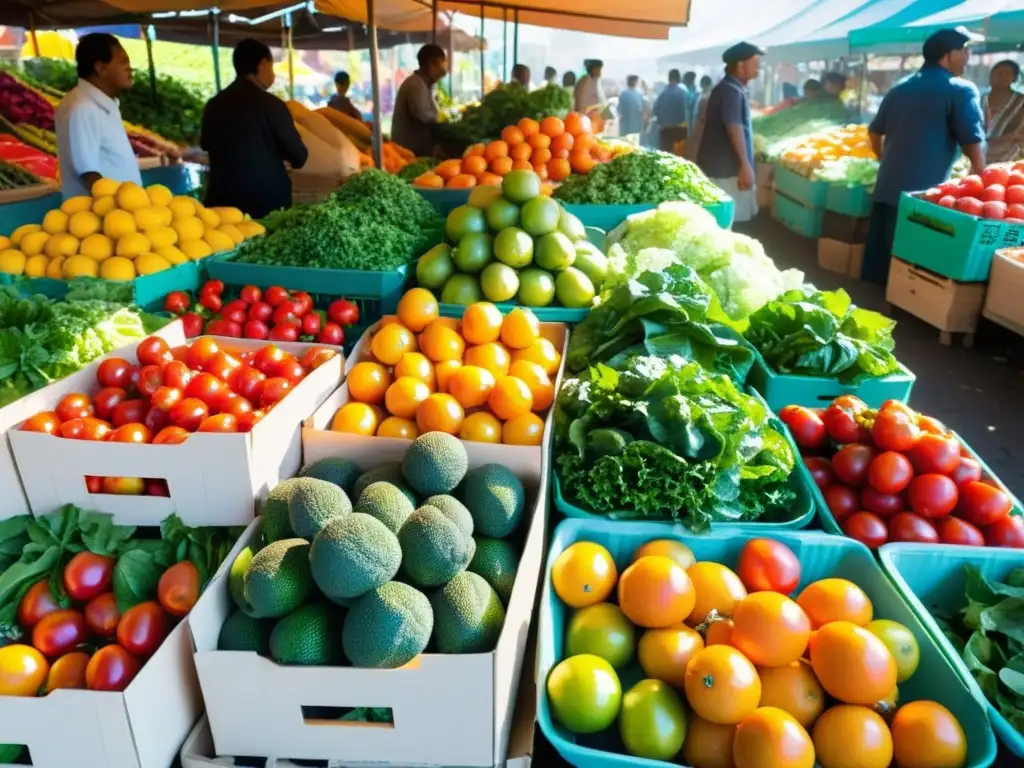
8 329 344 525
983 248 1024 337
190 439 550 767
818 238 865 279
821 210 870 244
886 257 986 333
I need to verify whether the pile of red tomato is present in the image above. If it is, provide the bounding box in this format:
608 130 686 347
1 555 199 695
780 397 1023 549
163 280 359 345
922 162 1024 221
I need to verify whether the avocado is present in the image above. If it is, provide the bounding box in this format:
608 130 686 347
218 608 272 654
397 505 473 589
402 432 468 496
459 464 526 538
469 537 520 605
342 581 434 668
269 602 345 665
423 494 474 540
430 571 505 654
243 538 313 618
299 456 361 495
355 482 415 533
261 478 302 542
309 513 402 601
288 476 351 538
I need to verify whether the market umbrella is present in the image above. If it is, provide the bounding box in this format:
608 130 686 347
850 0 1024 53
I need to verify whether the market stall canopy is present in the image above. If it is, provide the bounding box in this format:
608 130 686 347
0 0 274 27
850 0 1024 53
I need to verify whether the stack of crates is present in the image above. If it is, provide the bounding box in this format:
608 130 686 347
817 185 872 279
771 165 827 237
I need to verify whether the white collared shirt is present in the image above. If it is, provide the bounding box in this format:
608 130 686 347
55 79 142 198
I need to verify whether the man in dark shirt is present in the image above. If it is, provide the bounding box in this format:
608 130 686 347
696 41 763 222
864 27 986 283
201 39 307 218
392 44 447 158
328 71 364 122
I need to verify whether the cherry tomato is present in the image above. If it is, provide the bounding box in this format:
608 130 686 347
842 511 889 549
240 285 262 304
84 592 120 636
222 298 249 316
983 515 1024 548
276 358 306 385
300 347 337 370
207 318 242 338
907 433 960 475
20 412 61 435
956 481 1012 527
252 345 287 376
60 417 111 441
936 517 985 547
45 651 90 692
200 292 222 313
97 358 135 389
243 320 270 340
803 457 834 490
198 413 238 433
63 552 114 601
143 406 171 434
135 364 165 399
153 426 190 445
264 285 289 307
260 377 292 408
217 395 254 430
736 538 800 594
117 601 169 657
867 451 914 494
150 386 183 414
779 405 826 449
88 387 125 421
317 323 344 346
161 360 193 390
32 610 88 657
861 486 905 516
824 484 859 523
916 415 948 435
272 301 301 327
144 478 169 496
136 336 172 368
157 561 200 618
184 372 224 408
872 409 920 452
888 512 939 543
907 474 959 518
301 313 321 336
292 291 313 316
950 456 983 488
85 644 140 692
248 301 273 324
163 291 191 314
832 444 877 487
203 279 225 296
205 351 242 381
55 393 93 422
17 580 61 629
100 476 144 495
227 366 265 404
186 337 220 370
269 322 300 342
109 423 152 444
171 398 209 431
180 312 204 338
327 298 359 326
112 399 149 428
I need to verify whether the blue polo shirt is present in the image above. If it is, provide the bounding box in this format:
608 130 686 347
653 83 689 128
870 63 985 206
695 76 753 179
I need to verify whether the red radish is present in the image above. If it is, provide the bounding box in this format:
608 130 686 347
243 320 269 340
317 323 344 345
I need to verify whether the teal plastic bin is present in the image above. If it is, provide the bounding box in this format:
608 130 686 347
563 197 734 232
537 520 998 768
414 187 472 215
826 184 872 218
774 165 829 208
772 189 824 238
747 354 916 411
14 261 200 312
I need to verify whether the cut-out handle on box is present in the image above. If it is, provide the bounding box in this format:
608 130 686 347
84 475 169 497
301 706 395 729
0 744 31 766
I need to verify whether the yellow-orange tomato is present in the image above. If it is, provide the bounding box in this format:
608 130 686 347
551 541 617 608
890 701 967 768
618 556 695 629
331 402 380 435
684 645 762 725
732 707 814 768
396 287 439 332
459 411 502 443
756 660 825 729
631 539 695 569
376 416 418 440
488 375 533 420
464 342 511 377
809 621 897 706
370 323 417 366
393 352 436 390
419 320 465 363
508 359 554 412
461 302 503 345
384 376 431 419
0 644 49 696
813 705 893 768
434 360 462 393
502 412 544 446
500 307 540 349
683 715 737 768
347 361 392 404
416 393 464 435
730 591 811 668
705 617 735 646
797 578 873 628
511 337 561 375
686 562 747 626
45 651 90 692
447 365 496 408
637 624 704 689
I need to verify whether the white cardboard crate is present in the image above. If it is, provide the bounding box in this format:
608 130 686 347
8 329 344 526
189 439 550 767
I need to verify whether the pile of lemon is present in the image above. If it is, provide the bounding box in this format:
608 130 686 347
0 178 265 282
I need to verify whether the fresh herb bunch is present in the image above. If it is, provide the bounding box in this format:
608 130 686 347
397 157 437 181
554 150 726 206
439 84 572 145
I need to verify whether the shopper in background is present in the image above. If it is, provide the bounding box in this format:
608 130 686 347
510 64 531 88
983 59 1024 163
543 66 558 86
684 75 715 161
653 69 689 152
327 71 363 122
695 41 763 222
618 75 646 137
55 33 142 199
823 72 847 98
574 60 605 113
391 44 448 158
803 79 823 99
201 38 307 218
562 71 577 90
864 27 985 284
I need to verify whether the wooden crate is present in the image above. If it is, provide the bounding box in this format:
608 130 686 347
886 257 986 346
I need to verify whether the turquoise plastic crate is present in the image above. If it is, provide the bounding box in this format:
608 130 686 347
774 165 829 208
414 187 472 215
537 520 998 768
772 189 824 238
826 184 872 218
563 197 735 232
879 544 1024 757
14 261 200 312
747 354 916 411
892 192 1024 282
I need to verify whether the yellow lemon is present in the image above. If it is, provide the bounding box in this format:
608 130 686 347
154 245 187 265
60 196 93 215
10 224 40 246
115 232 150 258
134 207 164 231
99 256 135 281
90 177 120 197
45 256 64 278
217 224 244 245
20 231 50 257
168 196 196 221
235 220 266 238
152 207 173 227
92 196 116 217
134 252 172 275
197 207 221 228
68 211 101 239
0 236 9 251
41 209 69 235
103 209 136 240
0 249 26 274
44 233 79 259
202 229 234 253
172 217 203 242
115 182 149 211
23 254 47 277
210 206 243 225
62 255 99 279
145 226 177 249
179 239 213 260
146 184 172 208
80 233 114 261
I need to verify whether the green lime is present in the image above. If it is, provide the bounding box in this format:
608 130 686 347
416 243 455 289
502 169 542 205
452 232 493 273
485 197 520 231
229 546 255 612
516 268 556 307
546 654 622 734
468 185 503 208
520 196 562 236
493 227 534 268
441 274 483 305
558 210 587 241
555 267 596 308
618 679 687 761
535 232 576 272
566 603 636 669
572 242 609 289
480 262 520 302
446 205 487 242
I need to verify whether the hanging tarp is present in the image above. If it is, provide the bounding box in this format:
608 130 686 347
850 0 1024 53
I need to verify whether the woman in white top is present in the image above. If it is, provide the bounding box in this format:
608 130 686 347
574 60 605 114
983 59 1024 164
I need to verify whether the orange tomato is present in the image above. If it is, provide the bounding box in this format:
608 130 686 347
501 125 525 145
416 393 464 435
548 157 572 181
637 624 704 688
551 131 575 154
527 132 551 151
518 117 540 137
510 142 533 161
346 361 392 404
459 410 502 443
511 337 561 375
464 143 485 157
508 360 554 411
686 562 747 626
532 163 550 181
732 707 814 768
570 149 598 174
434 360 462 393
419 320 465 363
484 140 509 162
413 172 443 188
704 617 735 646
551 541 617 608
488 375 533 420
464 342 511 377
45 651 90 691
478 172 504 186
489 157 513 176
502 412 544 445
434 159 462 181
531 147 552 166
447 173 477 189
575 132 598 153
394 352 436 390
564 111 592 136
809 621 897 706
813 705 893 768
631 539 695 569
384 377 431 419
501 307 540 348
540 116 565 136
511 159 533 171
757 660 825 729
397 287 440 332
682 715 737 768
797 578 873 628
684 645 762 725
461 155 488 176
890 701 966 768
371 323 417 366
447 365 496 408
461 302 503 344
618 555 695 628
730 591 811 668
376 416 418 439
157 560 199 617
331 402 379 435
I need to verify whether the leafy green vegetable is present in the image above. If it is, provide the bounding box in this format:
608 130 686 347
554 150 726 206
397 157 437 181
744 286 901 383
439 84 572 146
813 156 879 188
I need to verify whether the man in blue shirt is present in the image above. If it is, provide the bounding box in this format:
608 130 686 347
682 71 699 128
653 69 689 151
696 42 763 222
618 75 646 138
865 27 986 283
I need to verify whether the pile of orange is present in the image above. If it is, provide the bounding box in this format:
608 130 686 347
547 536 970 768
330 288 562 446
413 112 610 190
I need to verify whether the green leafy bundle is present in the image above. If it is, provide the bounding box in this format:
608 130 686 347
396 157 437 181
554 150 726 206
555 357 796 529
439 84 571 145
744 286 901 383
752 99 850 162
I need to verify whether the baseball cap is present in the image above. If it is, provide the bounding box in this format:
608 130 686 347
923 26 984 61
723 42 765 64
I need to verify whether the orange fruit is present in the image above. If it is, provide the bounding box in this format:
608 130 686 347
531 147 552 166
548 157 572 181
502 412 544 445
501 307 540 349
890 701 966 768
684 645 761 725
732 707 814 768
564 112 592 136
813 705 893 768
575 133 598 153
371 323 417 366
631 539 695 569
757 660 825 729
464 342 511 377
379 314 400 327
683 715 737 768
464 143 486 157
510 142 532 161
511 338 561 375
501 125 525 145
416 393 464 435
809 621 897 706
637 624 704 689
540 116 565 137
511 159 533 171
413 172 443 188
461 155 488 176
730 592 811 668
551 131 575 154
376 416 418 439
518 117 540 137
686 562 748 627
532 163 549 181
460 410 502 443
347 361 392 404
508 360 554 411
488 375 533 420
461 302 503 344
393 352 436 390
705 617 735 646
797 578 873 629
434 360 462 393
447 365 496 408
490 157 513 176
434 159 462 181
484 140 509 162
419 319 465 363
331 402 380 435
570 149 598 174
431 316 460 332
527 133 551 152
384 376 431 419
618 556 695 629
447 173 477 189
478 172 504 186
551 541 617 608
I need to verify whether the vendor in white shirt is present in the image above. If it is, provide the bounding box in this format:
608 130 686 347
574 59 605 114
55 33 142 199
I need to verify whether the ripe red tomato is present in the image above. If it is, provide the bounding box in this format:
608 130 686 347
162 291 190 314
276 358 306 385
143 406 171 435
736 538 800 594
227 366 265 401
803 457 834 490
955 196 985 216
92 387 127 421
889 512 940 543
824 484 859 523
205 351 242 381
32 610 88 657
109 423 152 444
269 322 300 342
271 301 301 327
938 195 957 208
186 337 220 370
949 456 983 488
923 187 943 203
317 323 344 346
150 386 183 414
327 298 359 326
111 399 149 427
243 320 270 340
842 511 889 549
64 552 114 601
779 406 826 449
55 393 93 422
184 372 224 408
301 313 321 336
1007 184 1024 205
60 417 111 441
152 426 190 445
97 358 135 389
198 413 238 433
937 181 960 198
907 474 959 518
1008 203 1024 220
252 345 288 376
203 279 224 296
956 481 1012 527
157 561 200 618
260 377 292 408
959 175 985 197
171 398 209 431
292 291 313 316
17 580 61 629
20 412 61 435
867 451 914 494
85 644 140 692
248 301 273 324
832 444 876 487
822 401 868 444
982 166 1009 188
861 486 905 516
982 184 1006 202
84 592 120 636
85 475 102 493
136 336 172 368
872 409 920 452
217 395 253 430
983 515 1024 548
264 285 289 307
907 433 960 475
117 601 169 657
983 201 1008 219
135 364 165 399
916 415 947 435
936 517 985 547
161 360 193 390
240 285 262 304
300 347 337 370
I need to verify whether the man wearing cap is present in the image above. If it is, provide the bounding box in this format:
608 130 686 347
696 42 763 222
864 27 986 284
